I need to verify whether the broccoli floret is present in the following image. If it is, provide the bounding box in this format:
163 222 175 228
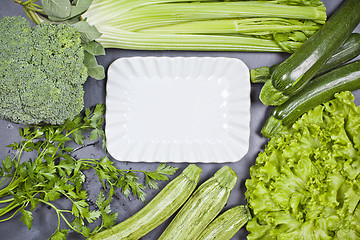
0 16 88 125
0 16 32 60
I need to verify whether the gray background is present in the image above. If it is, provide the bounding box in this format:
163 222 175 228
0 0 359 239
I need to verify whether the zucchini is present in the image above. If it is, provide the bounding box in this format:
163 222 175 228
261 60 360 138
158 165 238 240
251 33 360 84
260 0 360 106
87 164 202 240
196 205 251 240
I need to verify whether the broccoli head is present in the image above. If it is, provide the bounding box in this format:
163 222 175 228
0 16 88 125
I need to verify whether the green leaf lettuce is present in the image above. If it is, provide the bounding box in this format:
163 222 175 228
246 91 360 239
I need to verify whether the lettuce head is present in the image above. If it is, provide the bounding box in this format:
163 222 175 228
246 91 360 240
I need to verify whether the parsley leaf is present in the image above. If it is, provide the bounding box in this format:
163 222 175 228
20 208 33 230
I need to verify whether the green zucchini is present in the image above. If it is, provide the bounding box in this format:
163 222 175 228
196 205 251 240
260 0 360 106
261 60 360 138
251 33 360 84
158 165 238 240
87 164 202 240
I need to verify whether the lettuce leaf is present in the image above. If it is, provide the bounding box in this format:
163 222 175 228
246 91 360 239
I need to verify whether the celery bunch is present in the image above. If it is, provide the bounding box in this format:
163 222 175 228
16 0 327 52
84 0 326 52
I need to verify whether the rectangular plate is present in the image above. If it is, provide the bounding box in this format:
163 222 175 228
105 57 250 163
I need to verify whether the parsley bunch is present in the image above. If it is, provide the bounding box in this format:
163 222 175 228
0 104 177 239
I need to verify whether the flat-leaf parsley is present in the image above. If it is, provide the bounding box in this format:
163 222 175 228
0 104 177 239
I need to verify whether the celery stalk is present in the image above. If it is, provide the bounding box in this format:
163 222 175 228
98 29 302 52
124 2 326 22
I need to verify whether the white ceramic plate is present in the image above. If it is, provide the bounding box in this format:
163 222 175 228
106 57 250 163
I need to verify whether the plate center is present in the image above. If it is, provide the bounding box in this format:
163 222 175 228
126 76 227 142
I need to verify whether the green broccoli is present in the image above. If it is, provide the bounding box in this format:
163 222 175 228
0 16 88 125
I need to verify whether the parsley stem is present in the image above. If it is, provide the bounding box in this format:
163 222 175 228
0 200 22 218
0 178 21 197
0 197 14 203
0 207 22 222
59 211 83 233
3 137 37 190
37 199 83 234
37 199 62 232
0 176 10 189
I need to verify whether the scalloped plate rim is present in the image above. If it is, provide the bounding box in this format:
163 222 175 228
105 56 250 163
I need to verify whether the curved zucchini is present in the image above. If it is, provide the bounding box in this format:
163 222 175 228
87 164 202 240
196 205 251 240
261 60 360 138
158 165 238 240
260 0 360 105
252 33 360 84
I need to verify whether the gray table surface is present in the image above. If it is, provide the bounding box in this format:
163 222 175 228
1 1 359 239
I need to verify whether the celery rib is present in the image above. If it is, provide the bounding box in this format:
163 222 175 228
126 2 326 21
98 29 302 52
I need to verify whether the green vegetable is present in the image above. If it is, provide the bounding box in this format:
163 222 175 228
0 16 86 125
88 164 202 240
196 205 251 240
260 0 360 105
0 104 177 240
250 65 278 84
261 60 360 138
9 1 106 78
17 0 327 53
246 91 360 239
158 165 237 240
251 33 360 83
